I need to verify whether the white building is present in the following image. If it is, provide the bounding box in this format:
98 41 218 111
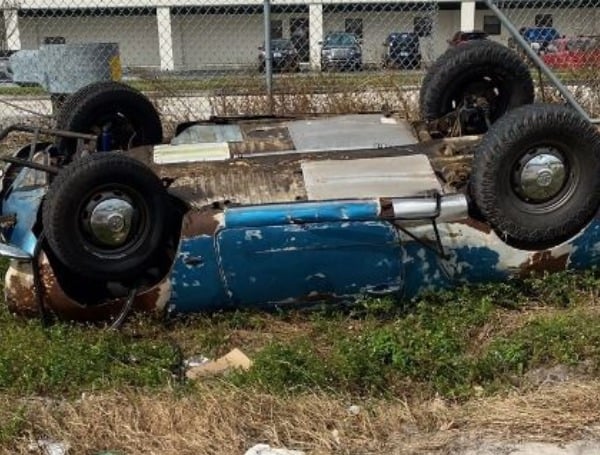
3 0 600 71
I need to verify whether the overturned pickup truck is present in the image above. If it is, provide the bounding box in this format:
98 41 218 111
2 40 600 321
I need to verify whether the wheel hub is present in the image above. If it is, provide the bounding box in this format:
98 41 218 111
515 150 566 202
87 196 134 247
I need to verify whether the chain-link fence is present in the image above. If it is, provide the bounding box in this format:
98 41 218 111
493 0 600 118
1 0 600 135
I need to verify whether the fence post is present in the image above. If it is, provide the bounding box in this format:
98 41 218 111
263 0 273 113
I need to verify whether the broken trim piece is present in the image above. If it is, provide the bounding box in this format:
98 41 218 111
0 242 31 260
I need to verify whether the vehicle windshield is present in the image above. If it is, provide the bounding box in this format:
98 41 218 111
324 33 356 46
523 27 560 42
567 38 597 51
547 37 598 53
388 33 418 46
270 39 293 51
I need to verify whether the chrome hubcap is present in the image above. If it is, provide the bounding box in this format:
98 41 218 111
515 150 567 203
87 196 134 247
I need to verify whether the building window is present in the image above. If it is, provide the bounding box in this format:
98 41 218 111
345 18 363 39
535 14 553 27
43 36 65 45
414 16 433 37
483 15 501 35
270 20 283 39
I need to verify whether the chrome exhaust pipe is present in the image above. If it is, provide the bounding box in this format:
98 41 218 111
389 193 468 223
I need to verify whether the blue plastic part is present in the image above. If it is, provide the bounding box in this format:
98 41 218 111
2 186 45 256
100 127 111 152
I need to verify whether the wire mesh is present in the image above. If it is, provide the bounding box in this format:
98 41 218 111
0 0 440 134
0 0 598 136
492 0 600 117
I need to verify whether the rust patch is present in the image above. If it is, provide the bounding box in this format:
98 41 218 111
459 217 493 234
518 250 570 278
180 208 223 237
5 262 38 317
155 159 308 206
5 253 170 321
230 123 294 155
379 198 394 218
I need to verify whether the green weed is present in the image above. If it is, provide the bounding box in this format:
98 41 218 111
0 316 180 395
1 269 599 400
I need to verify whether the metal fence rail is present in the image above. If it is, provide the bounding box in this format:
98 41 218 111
0 0 599 134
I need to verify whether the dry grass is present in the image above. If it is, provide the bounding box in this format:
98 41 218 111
2 380 600 454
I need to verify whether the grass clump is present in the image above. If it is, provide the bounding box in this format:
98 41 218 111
480 310 600 383
1 268 600 401
235 271 600 398
235 285 498 397
0 313 181 395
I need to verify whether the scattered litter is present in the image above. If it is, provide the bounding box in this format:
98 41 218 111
331 429 341 445
183 355 211 368
347 405 361 415
186 348 252 379
28 440 69 455
244 444 305 455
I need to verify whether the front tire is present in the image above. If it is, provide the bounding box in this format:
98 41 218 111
420 40 534 134
471 104 600 248
42 152 169 281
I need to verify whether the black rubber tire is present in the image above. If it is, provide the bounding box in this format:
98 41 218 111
42 152 169 281
420 41 534 131
471 103 600 248
55 81 163 156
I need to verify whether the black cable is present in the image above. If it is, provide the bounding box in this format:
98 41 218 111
108 284 138 331
31 231 50 328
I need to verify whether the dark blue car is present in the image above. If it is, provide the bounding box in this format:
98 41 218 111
519 26 561 53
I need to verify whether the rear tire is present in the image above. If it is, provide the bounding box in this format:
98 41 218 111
56 81 163 156
471 104 600 248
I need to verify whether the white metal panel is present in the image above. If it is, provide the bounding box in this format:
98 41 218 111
287 114 417 152
302 154 442 200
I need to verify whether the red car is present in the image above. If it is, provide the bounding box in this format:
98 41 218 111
447 30 488 47
542 37 600 70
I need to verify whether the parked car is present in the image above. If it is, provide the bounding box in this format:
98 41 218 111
515 26 562 53
258 39 300 72
1 74 600 321
320 32 362 71
382 32 421 69
542 36 600 70
447 30 488 47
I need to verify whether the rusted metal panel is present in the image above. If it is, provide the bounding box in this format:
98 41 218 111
5 254 171 321
400 216 600 299
180 208 224 237
126 137 480 208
